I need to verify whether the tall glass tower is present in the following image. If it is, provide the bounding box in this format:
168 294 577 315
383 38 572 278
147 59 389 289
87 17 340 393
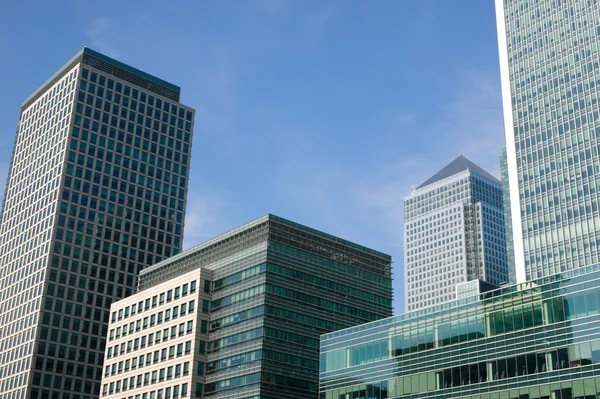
496 0 600 282
500 148 516 284
0 48 195 399
404 156 508 311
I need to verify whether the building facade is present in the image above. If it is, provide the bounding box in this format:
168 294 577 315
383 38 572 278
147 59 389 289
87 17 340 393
0 48 195 399
101 269 212 399
125 214 393 399
500 149 516 284
320 265 600 399
496 0 600 282
404 155 508 311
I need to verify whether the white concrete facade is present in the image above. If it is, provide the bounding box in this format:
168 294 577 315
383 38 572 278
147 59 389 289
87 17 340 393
100 269 212 399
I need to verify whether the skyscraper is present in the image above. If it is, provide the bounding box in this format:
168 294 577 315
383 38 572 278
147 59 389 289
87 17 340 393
496 0 600 282
404 155 508 311
500 148 516 284
104 214 393 399
0 48 195 399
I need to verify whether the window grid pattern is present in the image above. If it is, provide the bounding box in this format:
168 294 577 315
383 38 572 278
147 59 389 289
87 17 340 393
320 266 600 399
404 169 508 312
101 270 210 399
0 65 79 399
501 0 600 279
0 51 195 399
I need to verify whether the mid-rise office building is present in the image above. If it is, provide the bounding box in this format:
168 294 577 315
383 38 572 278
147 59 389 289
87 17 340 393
496 0 600 282
404 155 508 311
0 48 195 399
103 214 393 399
320 265 600 399
101 269 212 399
500 149 516 284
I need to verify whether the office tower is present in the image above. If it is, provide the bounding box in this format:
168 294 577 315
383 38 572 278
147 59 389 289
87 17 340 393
320 265 600 399
404 155 508 311
100 268 212 399
500 149 516 284
108 214 392 399
0 48 195 399
496 0 600 282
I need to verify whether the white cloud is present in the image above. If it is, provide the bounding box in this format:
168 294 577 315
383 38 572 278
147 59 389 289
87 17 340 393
187 45 237 137
303 6 336 45
182 186 234 250
86 18 121 58
439 68 505 177
250 0 291 17
0 162 8 207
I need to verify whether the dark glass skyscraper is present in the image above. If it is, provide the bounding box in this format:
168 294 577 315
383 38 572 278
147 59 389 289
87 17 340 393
0 48 195 399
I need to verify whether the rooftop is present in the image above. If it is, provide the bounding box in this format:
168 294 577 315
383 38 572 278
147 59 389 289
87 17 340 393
140 213 391 277
21 47 181 110
417 155 500 189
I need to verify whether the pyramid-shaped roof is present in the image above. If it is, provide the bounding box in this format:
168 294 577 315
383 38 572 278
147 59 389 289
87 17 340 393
417 155 500 189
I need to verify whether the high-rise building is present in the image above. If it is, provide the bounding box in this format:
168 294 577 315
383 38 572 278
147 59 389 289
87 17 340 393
500 148 516 284
320 265 600 399
104 214 393 399
404 155 508 311
0 48 195 399
496 0 600 282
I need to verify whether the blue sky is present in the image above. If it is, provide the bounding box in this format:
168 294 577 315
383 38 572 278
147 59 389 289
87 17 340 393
0 0 504 313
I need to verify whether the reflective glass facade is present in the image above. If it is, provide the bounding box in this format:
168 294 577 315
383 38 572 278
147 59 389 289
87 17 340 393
497 0 600 282
320 266 600 399
501 149 516 284
138 214 393 399
0 48 194 399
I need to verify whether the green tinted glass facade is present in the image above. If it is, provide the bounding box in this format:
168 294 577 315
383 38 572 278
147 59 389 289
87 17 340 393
501 149 516 284
320 266 600 399
139 214 393 399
